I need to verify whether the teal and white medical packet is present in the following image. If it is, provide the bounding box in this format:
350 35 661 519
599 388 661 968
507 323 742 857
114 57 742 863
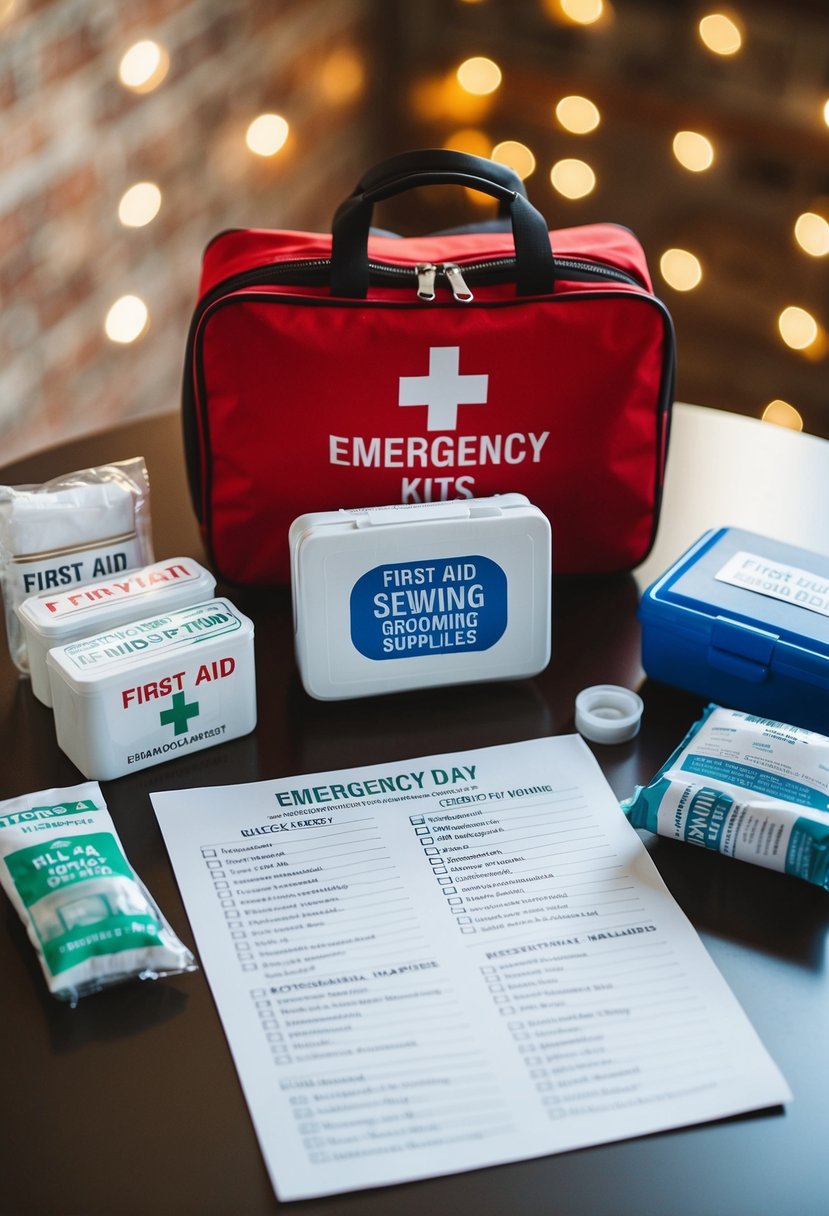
152 736 790 1202
624 704 829 888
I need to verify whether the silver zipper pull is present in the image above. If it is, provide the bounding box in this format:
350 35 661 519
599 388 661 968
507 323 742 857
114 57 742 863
416 263 438 301
443 262 474 301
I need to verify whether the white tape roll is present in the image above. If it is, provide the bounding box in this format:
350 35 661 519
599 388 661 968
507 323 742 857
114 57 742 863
575 684 643 745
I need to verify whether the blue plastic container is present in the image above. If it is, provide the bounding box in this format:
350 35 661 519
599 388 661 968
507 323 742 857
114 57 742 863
639 527 829 733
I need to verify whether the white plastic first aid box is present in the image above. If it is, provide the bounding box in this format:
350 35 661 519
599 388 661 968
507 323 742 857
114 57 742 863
46 598 256 780
289 494 551 700
16 557 216 707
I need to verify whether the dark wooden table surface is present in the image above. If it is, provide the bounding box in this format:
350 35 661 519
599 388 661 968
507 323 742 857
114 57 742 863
1 404 827 1216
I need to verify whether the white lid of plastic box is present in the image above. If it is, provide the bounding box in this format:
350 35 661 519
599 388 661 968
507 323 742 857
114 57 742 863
575 684 643 744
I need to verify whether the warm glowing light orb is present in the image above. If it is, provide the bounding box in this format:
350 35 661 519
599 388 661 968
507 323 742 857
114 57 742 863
762 399 804 431
118 40 169 92
491 140 536 179
118 182 162 228
245 114 290 157
456 56 502 96
443 128 492 157
550 158 596 199
778 306 819 350
319 48 365 104
555 95 600 134
105 296 149 344
660 248 703 291
561 0 604 25
698 12 743 55
795 212 829 257
672 130 715 172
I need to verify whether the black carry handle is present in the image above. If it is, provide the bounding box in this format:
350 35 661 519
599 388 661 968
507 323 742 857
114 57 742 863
350 148 529 208
330 151 555 299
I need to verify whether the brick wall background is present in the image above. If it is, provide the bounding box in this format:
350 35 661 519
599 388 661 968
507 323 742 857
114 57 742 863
0 0 379 463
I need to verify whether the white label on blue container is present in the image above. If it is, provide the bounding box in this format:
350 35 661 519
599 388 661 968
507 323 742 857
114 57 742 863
349 555 507 659
715 550 829 618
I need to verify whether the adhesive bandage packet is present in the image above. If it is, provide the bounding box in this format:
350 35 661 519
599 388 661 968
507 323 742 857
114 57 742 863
0 782 195 1004
622 704 829 889
0 458 153 674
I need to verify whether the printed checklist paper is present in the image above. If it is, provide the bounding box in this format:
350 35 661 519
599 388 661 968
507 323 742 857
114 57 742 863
151 736 790 1202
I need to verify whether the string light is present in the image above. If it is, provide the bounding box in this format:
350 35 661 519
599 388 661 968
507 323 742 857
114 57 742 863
672 130 715 172
318 48 365 104
456 57 502 95
118 40 169 93
778 306 819 351
794 212 829 257
443 129 491 157
824 99 829 127
245 114 290 157
105 296 149 344
555 96 601 134
550 159 596 199
762 400 804 431
559 0 605 26
698 12 743 56
660 249 703 291
491 140 536 179
118 182 162 228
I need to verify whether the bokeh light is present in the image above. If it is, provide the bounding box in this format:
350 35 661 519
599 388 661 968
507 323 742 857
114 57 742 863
118 40 169 92
456 56 502 95
245 114 290 157
118 182 162 228
660 248 703 291
761 399 804 430
318 48 365 104
794 212 829 257
698 12 743 56
550 158 596 199
559 0 605 26
491 140 536 179
105 296 149 344
778 306 819 350
555 95 601 134
672 130 715 172
443 128 492 157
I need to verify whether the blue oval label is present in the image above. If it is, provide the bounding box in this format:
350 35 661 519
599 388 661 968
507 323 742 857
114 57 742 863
350 555 507 660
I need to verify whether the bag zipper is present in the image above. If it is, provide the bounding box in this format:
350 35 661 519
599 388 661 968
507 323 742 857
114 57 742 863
198 253 644 312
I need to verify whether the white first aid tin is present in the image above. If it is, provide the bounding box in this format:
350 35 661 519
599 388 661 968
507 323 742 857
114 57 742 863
46 598 256 780
17 557 216 707
290 494 551 700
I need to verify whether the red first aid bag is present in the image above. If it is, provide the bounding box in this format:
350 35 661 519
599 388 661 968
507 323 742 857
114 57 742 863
183 150 675 585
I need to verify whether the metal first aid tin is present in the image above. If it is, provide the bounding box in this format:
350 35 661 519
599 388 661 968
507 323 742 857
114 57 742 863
17 557 216 707
289 494 551 700
46 598 256 780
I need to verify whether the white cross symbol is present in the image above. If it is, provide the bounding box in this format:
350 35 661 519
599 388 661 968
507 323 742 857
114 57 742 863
398 346 488 432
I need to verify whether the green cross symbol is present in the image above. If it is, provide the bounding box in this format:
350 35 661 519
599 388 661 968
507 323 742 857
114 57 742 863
159 691 200 736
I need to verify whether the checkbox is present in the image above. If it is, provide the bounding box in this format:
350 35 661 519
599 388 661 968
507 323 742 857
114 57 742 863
487 983 504 993
437 876 453 885
225 910 240 919
213 880 230 890
415 826 429 835
231 931 246 940
266 1032 283 1042
201 848 217 858
498 1005 516 1014
530 1068 548 1079
298 1123 320 1134
273 1054 292 1064
205 859 222 869
262 1019 278 1029
419 836 434 845
442 887 458 895
309 1153 331 1163
220 899 236 908
255 999 270 1008
447 897 463 905
480 966 496 974
241 963 257 972
410 816 425 825
456 915 472 924
493 995 509 1004
423 847 440 856
460 926 476 934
